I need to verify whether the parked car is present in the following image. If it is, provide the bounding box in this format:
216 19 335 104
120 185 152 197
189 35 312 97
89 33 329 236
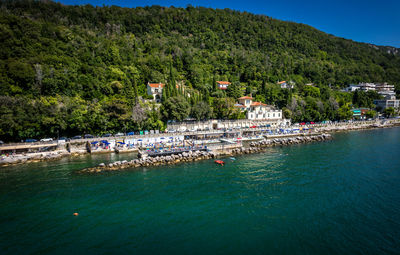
40 138 53 142
168 129 176 133
127 131 135 136
71 135 82 140
115 132 124 137
188 128 196 132
103 133 112 137
58 137 68 141
84 134 94 139
0 140 4 145
25 139 37 143
250 125 257 128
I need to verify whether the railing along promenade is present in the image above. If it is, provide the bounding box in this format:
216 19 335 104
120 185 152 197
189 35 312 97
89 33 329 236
1 118 399 152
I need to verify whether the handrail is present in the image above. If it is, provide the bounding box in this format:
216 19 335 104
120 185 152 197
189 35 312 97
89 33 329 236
1 119 399 148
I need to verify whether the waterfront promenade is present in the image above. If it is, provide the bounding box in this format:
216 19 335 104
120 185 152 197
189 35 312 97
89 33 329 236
1 119 399 167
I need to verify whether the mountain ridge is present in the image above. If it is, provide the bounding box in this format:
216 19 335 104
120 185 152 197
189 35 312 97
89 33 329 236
0 0 399 141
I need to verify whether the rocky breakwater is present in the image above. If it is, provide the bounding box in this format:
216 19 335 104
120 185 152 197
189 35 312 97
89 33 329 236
0 150 71 166
230 134 332 155
80 150 217 174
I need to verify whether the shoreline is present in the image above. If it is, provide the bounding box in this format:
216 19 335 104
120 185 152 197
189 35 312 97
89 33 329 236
79 133 333 174
1 120 399 168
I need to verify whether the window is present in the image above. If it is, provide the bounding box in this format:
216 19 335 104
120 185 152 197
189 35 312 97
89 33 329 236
155 89 158 93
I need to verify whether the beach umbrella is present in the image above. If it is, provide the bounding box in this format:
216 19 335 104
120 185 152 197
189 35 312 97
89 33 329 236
91 141 98 145
137 139 142 141
117 141 125 144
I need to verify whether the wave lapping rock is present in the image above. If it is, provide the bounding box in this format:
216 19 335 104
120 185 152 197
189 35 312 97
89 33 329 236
249 133 332 149
80 150 217 174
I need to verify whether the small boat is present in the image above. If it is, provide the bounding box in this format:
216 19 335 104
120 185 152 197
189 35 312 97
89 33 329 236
230 157 236 160
215 160 225 166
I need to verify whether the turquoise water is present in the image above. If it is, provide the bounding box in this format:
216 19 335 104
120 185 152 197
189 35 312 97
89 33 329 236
1 128 400 254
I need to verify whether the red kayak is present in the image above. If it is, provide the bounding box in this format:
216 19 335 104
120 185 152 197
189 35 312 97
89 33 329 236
215 160 224 166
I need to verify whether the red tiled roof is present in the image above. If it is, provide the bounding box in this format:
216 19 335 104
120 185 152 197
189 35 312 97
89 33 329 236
251 102 267 107
216 81 231 85
148 83 165 88
277 81 286 84
238 96 253 100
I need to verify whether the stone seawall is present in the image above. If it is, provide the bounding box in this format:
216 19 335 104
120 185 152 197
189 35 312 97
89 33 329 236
229 134 332 155
80 134 332 174
79 150 216 174
3 119 398 168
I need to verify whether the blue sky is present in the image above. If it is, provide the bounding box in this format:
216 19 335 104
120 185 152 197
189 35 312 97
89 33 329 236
57 0 400 47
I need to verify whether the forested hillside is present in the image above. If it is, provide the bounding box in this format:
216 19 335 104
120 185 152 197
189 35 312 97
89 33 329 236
0 0 399 141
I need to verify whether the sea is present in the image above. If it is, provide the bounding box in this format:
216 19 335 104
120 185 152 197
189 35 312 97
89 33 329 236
0 127 399 254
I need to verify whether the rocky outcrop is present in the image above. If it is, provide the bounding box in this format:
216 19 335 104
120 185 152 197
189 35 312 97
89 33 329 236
0 151 70 166
80 134 333 174
248 133 332 149
80 150 217 174
227 134 332 155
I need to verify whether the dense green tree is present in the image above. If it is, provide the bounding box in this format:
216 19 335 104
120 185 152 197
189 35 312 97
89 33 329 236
383 107 395 118
226 81 243 99
212 97 237 119
337 104 353 120
0 1 399 141
191 101 212 120
365 110 377 119
161 96 190 121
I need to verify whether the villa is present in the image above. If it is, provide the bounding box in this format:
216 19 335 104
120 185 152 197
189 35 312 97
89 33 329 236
147 82 164 103
277 81 294 89
235 96 283 121
217 81 231 90
374 95 400 110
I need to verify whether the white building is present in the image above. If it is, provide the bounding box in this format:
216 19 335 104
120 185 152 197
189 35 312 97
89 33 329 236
235 96 283 121
217 81 231 90
375 82 396 97
237 96 253 108
247 102 282 120
277 80 294 89
345 82 396 97
358 82 376 92
344 85 361 92
147 82 164 103
374 95 400 110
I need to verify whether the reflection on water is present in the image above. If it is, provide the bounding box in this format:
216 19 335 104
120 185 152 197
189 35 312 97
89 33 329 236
0 128 400 254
